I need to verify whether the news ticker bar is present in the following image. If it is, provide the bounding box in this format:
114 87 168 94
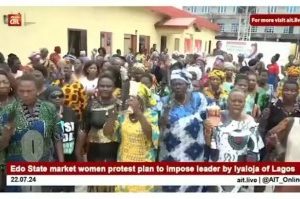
6 175 300 186
6 162 299 175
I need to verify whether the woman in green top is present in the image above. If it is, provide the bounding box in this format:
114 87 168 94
0 69 16 192
257 69 273 111
234 73 260 120
222 62 236 93
0 74 64 192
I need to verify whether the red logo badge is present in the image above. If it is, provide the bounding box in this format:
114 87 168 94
8 14 22 26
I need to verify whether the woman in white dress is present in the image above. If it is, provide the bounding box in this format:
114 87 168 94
80 61 100 98
205 89 264 192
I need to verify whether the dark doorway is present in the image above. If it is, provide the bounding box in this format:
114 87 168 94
208 40 212 55
131 35 137 54
68 29 87 57
160 36 167 52
139 35 150 53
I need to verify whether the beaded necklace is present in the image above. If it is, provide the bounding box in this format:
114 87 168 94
21 100 42 123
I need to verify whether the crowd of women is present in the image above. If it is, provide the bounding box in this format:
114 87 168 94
0 43 300 192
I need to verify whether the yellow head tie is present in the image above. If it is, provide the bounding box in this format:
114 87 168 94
208 69 225 82
137 83 157 107
287 66 300 77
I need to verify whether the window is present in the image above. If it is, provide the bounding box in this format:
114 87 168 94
283 27 289 34
268 6 277 13
265 27 274 33
218 23 225 32
251 26 257 33
284 26 294 34
231 23 238 32
194 40 202 53
192 6 197 13
287 6 296 13
175 38 180 51
201 6 210 13
237 6 246 14
218 6 227 14
233 6 236 13
290 26 295 34
184 39 192 53
248 7 256 14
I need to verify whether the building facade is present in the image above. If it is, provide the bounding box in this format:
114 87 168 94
183 6 300 43
1 7 219 63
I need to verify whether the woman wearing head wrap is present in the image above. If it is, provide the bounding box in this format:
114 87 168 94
195 55 206 75
286 66 300 81
203 69 228 109
158 68 208 192
140 72 162 117
277 66 300 98
222 62 236 93
187 66 202 91
103 83 159 192
131 62 146 82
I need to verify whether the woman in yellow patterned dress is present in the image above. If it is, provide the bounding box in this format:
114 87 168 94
103 83 159 192
53 60 88 121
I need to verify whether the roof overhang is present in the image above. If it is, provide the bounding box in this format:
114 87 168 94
155 17 196 29
146 6 220 32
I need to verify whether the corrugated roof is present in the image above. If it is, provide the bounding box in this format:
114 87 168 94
147 6 220 32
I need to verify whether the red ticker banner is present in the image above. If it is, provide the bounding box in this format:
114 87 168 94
250 14 300 26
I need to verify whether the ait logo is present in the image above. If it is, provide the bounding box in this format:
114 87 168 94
8 13 22 26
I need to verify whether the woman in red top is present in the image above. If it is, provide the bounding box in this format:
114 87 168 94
267 54 280 91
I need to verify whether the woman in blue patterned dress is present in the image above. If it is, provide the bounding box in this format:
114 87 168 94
159 68 207 192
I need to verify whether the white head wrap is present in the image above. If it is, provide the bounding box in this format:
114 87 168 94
170 69 192 84
187 66 202 80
